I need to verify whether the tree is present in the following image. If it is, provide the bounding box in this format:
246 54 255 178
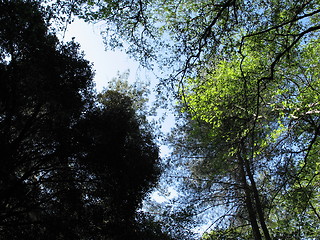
0 1 164 239
35 0 320 238
44 0 319 83
173 25 320 240
0 2 94 236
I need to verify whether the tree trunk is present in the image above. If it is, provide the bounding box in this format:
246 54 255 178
243 156 272 240
238 152 262 240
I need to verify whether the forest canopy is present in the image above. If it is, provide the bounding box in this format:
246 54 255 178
0 1 168 239
1 0 320 239
66 0 319 238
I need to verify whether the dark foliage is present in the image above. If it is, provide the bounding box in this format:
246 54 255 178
0 1 162 239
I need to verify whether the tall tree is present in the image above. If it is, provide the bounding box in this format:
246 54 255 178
0 1 94 235
172 27 320 239
37 0 320 238
0 1 164 239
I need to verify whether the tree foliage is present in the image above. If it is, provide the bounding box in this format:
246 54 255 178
173 5 320 240
0 1 166 239
176 36 320 239
47 0 319 82
30 0 320 238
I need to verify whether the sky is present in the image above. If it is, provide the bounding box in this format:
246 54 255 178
62 19 140 91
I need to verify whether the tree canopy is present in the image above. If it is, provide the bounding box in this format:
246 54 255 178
2 0 320 239
61 0 319 238
0 1 167 239
175 37 320 239
49 0 319 82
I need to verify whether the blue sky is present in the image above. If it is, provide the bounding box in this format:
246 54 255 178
62 18 140 91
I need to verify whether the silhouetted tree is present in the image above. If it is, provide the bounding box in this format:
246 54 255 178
0 1 163 239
